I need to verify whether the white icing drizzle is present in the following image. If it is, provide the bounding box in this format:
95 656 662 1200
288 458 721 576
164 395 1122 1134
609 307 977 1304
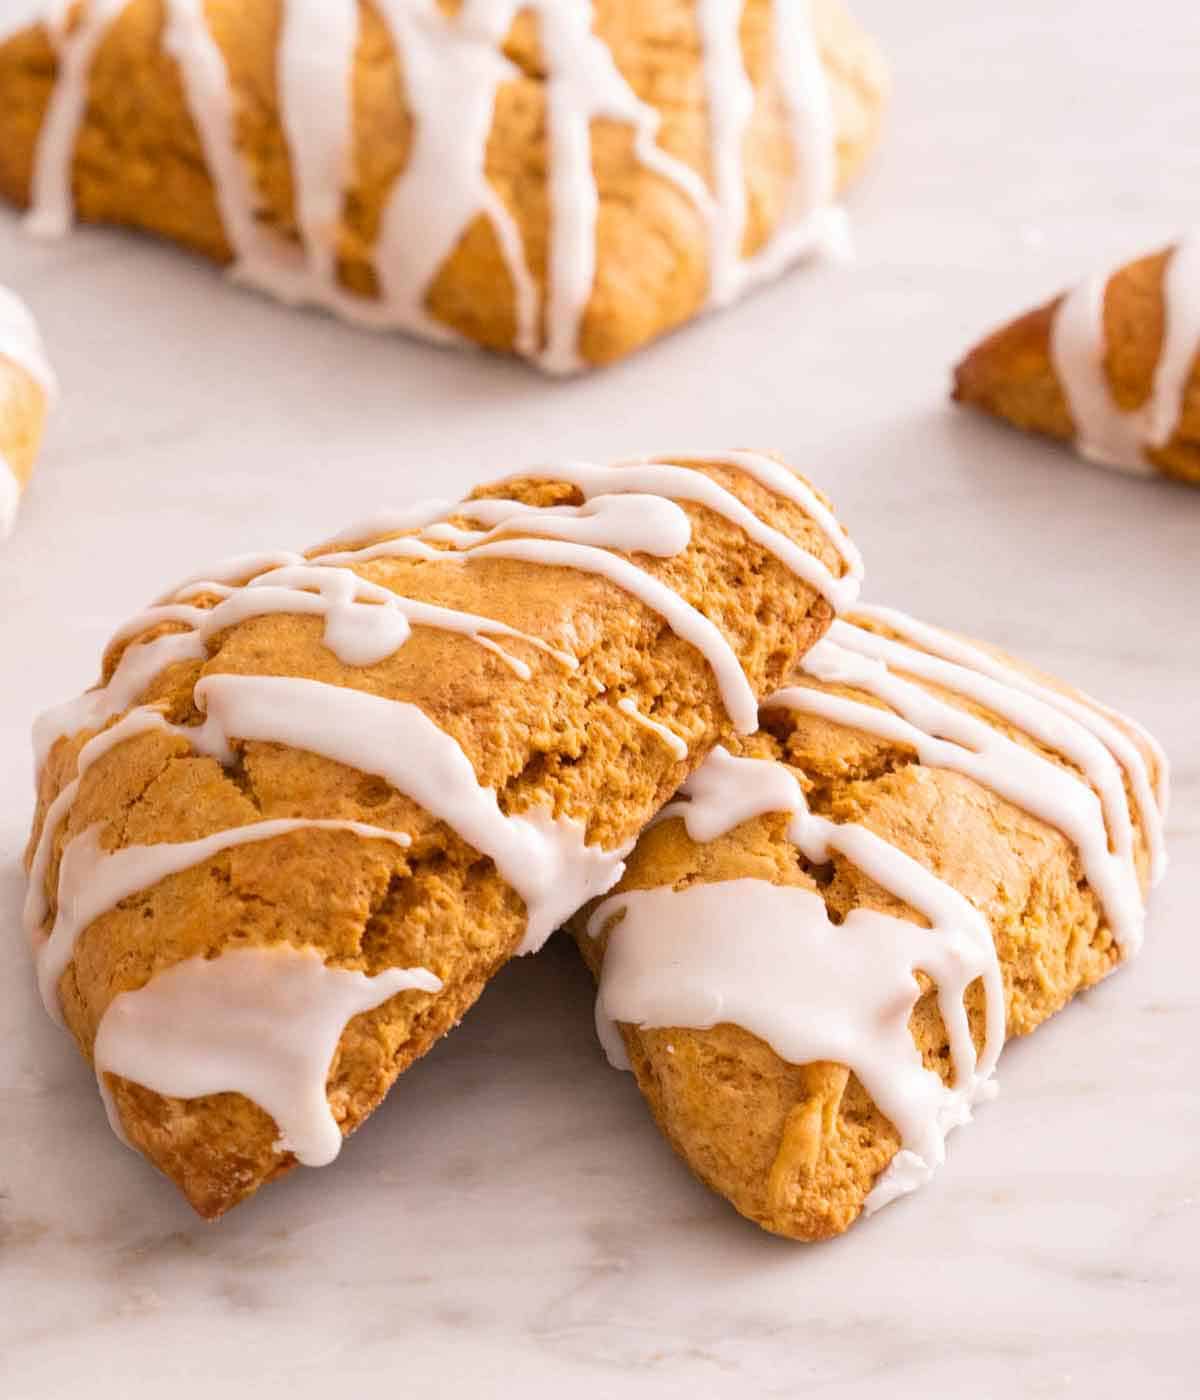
32 543 581 771
117 562 577 672
17 0 844 370
590 746 1004 1211
0 284 58 398
25 0 128 239
24 704 232 950
519 456 860 611
194 674 629 957
771 618 1159 952
316 457 859 734
617 697 688 760
853 605 1167 884
37 816 415 1022
1049 235 1200 475
0 455 19 539
420 493 694 558
94 945 442 1166
0 283 57 538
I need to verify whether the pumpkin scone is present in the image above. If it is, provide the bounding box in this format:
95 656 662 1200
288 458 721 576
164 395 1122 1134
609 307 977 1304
25 450 861 1218
571 606 1167 1240
0 0 888 371
0 282 54 535
954 236 1200 483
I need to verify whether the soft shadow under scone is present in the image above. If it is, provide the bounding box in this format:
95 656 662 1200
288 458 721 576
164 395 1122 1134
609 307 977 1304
0 0 888 369
571 609 1166 1240
26 452 858 1218
0 284 53 535
954 239 1200 483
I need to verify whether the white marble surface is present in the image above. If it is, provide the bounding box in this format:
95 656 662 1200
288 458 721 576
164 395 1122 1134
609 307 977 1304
2 1 1199 1394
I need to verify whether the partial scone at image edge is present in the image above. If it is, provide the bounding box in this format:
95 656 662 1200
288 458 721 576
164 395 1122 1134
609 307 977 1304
0 0 888 371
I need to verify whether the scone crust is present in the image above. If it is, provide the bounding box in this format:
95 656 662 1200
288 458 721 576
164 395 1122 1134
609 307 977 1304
0 0 888 366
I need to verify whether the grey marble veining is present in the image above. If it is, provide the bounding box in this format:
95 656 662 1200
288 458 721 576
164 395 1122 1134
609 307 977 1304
1 1 1198 1394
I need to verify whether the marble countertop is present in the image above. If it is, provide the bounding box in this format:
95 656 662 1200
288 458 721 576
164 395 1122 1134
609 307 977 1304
2 1 1197 1394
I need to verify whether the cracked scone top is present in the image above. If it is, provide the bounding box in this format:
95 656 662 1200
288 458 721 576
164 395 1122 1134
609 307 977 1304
573 607 1167 1240
0 0 887 370
954 235 1200 484
25 450 861 1218
0 282 54 536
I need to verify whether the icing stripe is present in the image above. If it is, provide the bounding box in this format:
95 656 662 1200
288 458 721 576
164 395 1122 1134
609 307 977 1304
1050 234 1200 475
193 673 629 957
95 945 441 1166
771 620 1156 951
0 284 57 398
852 605 1167 883
24 704 233 945
37 816 415 1021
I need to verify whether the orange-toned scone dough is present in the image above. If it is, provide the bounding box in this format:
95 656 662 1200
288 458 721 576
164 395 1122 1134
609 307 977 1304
954 241 1200 483
26 452 859 1218
572 608 1166 1240
0 1 888 369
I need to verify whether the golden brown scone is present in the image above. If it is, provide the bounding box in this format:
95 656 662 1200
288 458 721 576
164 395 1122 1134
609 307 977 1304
25 450 860 1218
0 282 53 534
572 605 1167 1240
954 240 1200 483
0 1 888 370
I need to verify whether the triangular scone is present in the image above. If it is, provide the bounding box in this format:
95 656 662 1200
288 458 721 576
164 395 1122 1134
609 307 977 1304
954 239 1200 483
26 451 861 1218
572 607 1167 1240
0 0 887 372
0 284 54 537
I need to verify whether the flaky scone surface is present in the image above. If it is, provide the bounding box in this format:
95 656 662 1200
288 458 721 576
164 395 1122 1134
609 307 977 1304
0 0 888 367
572 616 1164 1240
27 454 853 1217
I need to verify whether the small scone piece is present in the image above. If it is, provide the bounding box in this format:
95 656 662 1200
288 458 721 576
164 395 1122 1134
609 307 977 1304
0 0 887 370
572 606 1167 1240
954 237 1200 483
25 451 861 1218
0 283 54 535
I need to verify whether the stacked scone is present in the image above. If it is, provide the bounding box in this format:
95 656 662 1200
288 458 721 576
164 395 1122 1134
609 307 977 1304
25 449 1167 1239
